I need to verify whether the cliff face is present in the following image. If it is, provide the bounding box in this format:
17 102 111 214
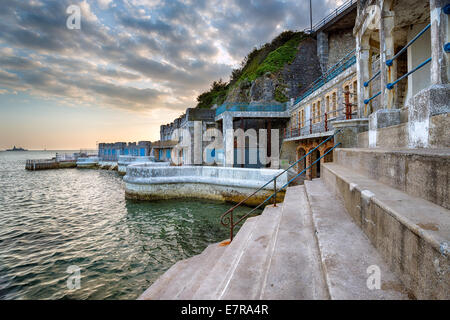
225 37 322 104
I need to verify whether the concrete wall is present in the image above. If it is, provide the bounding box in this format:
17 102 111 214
327 28 356 69
117 155 161 174
123 166 288 205
406 23 432 103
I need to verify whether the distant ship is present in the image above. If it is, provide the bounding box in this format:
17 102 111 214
6 146 28 151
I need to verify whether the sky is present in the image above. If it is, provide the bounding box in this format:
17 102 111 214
0 0 341 150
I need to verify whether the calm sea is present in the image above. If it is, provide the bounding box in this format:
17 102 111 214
0 151 250 299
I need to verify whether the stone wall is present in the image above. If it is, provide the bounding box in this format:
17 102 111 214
327 28 356 69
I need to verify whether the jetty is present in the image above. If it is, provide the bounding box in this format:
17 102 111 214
25 153 79 171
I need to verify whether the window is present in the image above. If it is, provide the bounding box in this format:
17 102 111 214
352 79 358 113
331 91 337 118
325 95 330 114
298 109 305 128
312 99 321 124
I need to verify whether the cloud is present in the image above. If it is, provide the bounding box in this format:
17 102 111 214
0 0 338 114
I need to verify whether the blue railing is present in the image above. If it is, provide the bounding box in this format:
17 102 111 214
364 23 432 105
385 23 432 92
386 24 430 67
215 103 287 116
364 70 380 87
294 51 356 106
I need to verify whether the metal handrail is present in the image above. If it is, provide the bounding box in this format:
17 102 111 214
386 23 431 66
303 0 356 34
387 57 431 90
364 70 380 87
364 91 381 105
220 130 342 241
294 51 356 106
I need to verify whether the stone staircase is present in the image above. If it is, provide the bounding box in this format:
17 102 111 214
139 177 419 300
323 147 449 299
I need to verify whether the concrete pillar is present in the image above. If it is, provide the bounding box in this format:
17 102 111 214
430 0 449 85
306 153 312 181
222 113 234 167
357 34 372 116
379 2 396 109
317 31 329 73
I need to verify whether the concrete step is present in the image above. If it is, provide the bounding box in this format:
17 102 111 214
138 256 195 300
174 243 227 299
150 243 226 299
333 148 450 209
304 179 411 300
261 186 329 299
322 163 450 299
192 216 259 299
218 205 283 299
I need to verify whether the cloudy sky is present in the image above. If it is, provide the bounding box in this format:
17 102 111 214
0 0 341 150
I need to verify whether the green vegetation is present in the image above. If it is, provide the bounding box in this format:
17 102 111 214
234 31 305 84
196 80 229 109
274 84 289 103
195 30 306 109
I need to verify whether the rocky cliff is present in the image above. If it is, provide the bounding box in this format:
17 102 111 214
196 31 323 108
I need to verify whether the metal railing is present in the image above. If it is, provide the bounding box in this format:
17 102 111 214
294 50 356 106
220 129 342 241
364 23 432 105
284 106 356 139
215 102 287 116
303 0 356 34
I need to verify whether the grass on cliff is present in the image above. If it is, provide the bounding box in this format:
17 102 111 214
195 30 306 109
196 80 229 109
236 31 306 83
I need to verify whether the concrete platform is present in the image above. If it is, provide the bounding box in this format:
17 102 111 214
333 148 450 209
305 179 410 299
323 162 449 299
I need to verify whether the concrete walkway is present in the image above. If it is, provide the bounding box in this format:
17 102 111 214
139 181 410 300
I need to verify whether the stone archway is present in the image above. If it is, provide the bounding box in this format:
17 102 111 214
310 148 321 179
296 147 307 173
323 147 334 163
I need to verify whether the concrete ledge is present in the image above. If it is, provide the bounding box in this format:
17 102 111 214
124 166 287 205
117 156 166 174
76 157 99 168
323 163 449 299
334 148 450 209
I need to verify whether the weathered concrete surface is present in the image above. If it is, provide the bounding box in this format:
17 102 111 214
124 166 287 205
193 217 259 299
98 161 117 170
407 84 450 148
76 157 99 169
219 206 283 299
141 182 412 300
333 119 369 148
125 182 285 206
334 148 450 209
357 113 449 149
118 156 167 175
261 186 329 299
139 242 227 300
323 163 450 299
305 179 410 300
